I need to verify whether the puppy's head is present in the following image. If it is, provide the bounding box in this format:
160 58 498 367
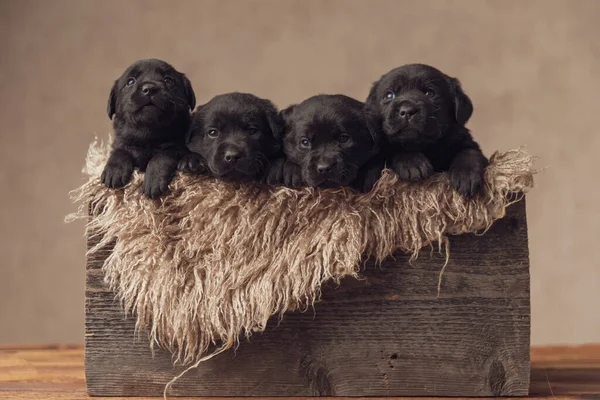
186 93 283 180
282 95 377 188
365 64 473 148
107 59 195 134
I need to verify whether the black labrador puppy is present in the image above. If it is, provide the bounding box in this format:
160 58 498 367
179 92 283 182
103 58 196 198
267 94 378 191
364 63 487 197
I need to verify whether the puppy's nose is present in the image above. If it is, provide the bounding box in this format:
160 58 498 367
141 82 158 96
224 149 242 164
399 102 419 120
317 160 335 175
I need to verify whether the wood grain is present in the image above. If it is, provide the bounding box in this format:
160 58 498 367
84 200 531 397
1 344 600 399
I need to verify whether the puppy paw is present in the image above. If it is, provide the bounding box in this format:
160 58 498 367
283 161 303 188
391 152 433 181
450 165 484 197
178 152 208 175
101 162 134 188
265 158 285 185
144 157 178 199
360 176 378 193
143 169 174 199
357 162 384 193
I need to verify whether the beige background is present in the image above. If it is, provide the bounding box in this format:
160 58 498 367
0 0 598 345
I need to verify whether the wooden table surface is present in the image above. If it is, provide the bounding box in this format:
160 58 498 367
0 344 599 400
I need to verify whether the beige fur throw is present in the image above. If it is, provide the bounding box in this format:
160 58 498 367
68 137 535 367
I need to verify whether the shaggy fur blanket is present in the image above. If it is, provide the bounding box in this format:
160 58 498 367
69 137 535 367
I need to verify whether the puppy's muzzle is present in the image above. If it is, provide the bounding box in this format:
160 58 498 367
134 81 166 111
140 82 160 96
223 148 243 165
316 158 337 176
398 100 419 122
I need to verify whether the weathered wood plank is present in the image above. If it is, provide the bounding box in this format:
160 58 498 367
85 199 530 397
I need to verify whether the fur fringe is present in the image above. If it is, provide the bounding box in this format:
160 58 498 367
68 136 536 366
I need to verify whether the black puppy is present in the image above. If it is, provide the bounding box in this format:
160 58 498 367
179 92 283 182
103 59 196 198
364 63 487 197
267 94 378 190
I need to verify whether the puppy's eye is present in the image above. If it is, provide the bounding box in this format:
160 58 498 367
300 138 311 148
339 134 350 143
384 91 395 101
126 77 136 86
248 128 260 136
164 76 174 85
207 129 219 138
425 89 436 97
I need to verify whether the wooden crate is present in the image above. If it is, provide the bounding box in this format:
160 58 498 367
85 199 530 397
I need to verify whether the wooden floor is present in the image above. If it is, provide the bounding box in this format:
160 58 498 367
0 344 599 399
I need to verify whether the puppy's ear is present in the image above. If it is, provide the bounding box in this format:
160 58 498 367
279 104 295 123
363 87 383 144
279 104 296 141
449 77 473 125
107 80 118 120
365 80 380 107
181 74 196 111
185 107 203 143
260 99 285 142
363 109 380 146
364 80 383 143
267 112 285 142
